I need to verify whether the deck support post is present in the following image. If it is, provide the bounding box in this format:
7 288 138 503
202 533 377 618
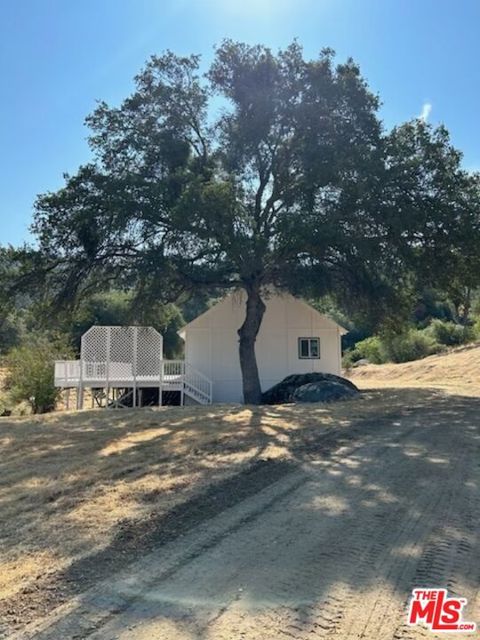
133 326 138 409
159 359 163 407
180 361 185 406
77 352 84 410
77 385 84 410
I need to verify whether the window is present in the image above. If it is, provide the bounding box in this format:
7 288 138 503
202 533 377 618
298 337 320 359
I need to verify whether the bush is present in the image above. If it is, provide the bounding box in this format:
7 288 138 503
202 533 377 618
353 336 384 364
428 319 477 347
343 336 384 367
381 329 441 363
342 352 355 371
473 317 480 340
4 333 73 414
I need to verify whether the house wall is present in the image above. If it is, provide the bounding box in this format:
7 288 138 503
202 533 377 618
183 292 342 404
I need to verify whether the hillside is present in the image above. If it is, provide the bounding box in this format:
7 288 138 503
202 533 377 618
349 342 480 396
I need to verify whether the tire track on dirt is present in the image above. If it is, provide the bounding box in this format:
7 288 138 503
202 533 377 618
163 423 425 640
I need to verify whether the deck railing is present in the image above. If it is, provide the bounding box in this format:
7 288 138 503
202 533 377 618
184 362 212 403
162 360 185 378
54 360 81 386
54 359 212 404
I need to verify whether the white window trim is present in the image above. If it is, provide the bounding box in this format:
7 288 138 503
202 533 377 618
298 337 321 359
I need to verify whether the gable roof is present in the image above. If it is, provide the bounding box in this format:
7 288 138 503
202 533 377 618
178 290 348 339
295 297 348 335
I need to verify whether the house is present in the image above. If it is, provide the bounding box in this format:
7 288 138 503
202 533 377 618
178 290 347 403
54 291 346 408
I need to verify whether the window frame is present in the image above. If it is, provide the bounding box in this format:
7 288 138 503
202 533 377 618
298 337 321 359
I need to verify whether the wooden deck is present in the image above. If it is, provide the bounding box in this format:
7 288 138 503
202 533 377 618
54 327 212 408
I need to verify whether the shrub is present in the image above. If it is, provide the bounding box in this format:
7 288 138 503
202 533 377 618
428 319 477 347
353 336 385 364
342 351 355 371
381 329 441 363
5 333 73 414
473 317 480 340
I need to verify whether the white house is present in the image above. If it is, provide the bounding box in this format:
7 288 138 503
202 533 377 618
178 290 347 403
54 291 346 408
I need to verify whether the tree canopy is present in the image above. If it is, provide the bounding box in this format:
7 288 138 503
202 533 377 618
30 41 480 403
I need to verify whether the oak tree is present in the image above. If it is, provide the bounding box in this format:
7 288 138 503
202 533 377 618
32 42 480 403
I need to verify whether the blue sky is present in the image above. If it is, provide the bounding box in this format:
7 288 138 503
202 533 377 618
1 0 479 246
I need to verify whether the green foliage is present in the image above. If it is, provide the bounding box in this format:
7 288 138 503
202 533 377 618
0 248 27 354
473 317 480 340
32 43 394 309
345 312 480 368
413 289 456 327
0 311 24 355
427 319 478 347
346 328 442 365
5 333 73 414
471 290 480 316
381 329 441 363
70 291 185 357
351 336 384 364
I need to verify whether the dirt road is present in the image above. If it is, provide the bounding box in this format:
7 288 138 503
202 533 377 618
13 394 480 640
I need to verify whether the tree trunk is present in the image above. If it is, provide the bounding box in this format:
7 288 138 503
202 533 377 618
238 284 266 405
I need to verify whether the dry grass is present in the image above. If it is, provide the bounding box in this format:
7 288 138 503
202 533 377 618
0 391 430 604
349 342 480 396
2 342 480 611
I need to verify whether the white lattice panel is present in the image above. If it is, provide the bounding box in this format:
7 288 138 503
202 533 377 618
110 327 134 380
80 326 163 382
136 327 162 378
